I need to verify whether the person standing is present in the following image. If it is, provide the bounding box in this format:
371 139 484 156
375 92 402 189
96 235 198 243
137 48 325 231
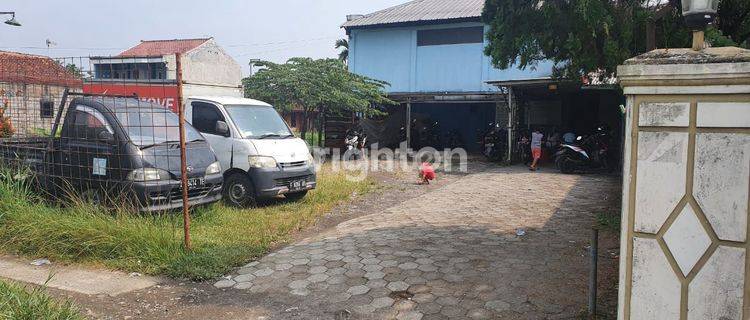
530 128 544 171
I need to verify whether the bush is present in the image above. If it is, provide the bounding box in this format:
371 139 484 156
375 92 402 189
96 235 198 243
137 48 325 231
0 166 372 280
0 279 83 320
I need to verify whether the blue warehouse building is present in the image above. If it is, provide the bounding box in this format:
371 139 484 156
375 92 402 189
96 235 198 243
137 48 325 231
343 0 623 157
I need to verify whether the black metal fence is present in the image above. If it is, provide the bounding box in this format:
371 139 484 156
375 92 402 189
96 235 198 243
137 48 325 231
0 53 217 236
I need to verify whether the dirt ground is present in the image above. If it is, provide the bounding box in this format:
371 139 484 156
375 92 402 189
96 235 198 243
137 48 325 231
37 160 621 320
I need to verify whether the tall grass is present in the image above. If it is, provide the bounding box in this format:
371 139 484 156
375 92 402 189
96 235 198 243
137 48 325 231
0 166 372 280
0 279 83 320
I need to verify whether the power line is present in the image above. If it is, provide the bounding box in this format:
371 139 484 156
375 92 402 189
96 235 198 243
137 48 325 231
0 35 344 52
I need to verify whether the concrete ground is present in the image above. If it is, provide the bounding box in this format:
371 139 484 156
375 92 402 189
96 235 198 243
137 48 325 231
216 166 621 320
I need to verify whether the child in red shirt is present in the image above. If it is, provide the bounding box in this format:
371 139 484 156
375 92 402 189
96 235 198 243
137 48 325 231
418 162 436 185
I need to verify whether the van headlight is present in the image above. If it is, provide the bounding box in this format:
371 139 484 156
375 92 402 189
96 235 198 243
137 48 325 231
248 156 277 168
127 168 170 182
206 161 222 175
307 153 315 165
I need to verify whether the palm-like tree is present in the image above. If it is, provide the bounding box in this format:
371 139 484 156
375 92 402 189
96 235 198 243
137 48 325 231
335 39 349 63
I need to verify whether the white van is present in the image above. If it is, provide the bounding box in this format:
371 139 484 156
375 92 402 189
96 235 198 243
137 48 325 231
185 96 316 207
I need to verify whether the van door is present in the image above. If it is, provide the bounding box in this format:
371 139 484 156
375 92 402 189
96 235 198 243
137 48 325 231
58 105 118 194
189 101 233 171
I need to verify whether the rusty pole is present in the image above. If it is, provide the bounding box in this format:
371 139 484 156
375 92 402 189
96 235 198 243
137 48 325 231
176 53 191 251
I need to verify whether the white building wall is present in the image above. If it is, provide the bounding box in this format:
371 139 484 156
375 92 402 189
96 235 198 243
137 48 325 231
180 39 242 97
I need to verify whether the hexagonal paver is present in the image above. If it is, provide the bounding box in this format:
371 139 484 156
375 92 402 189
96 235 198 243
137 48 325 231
387 281 410 292
214 279 235 288
399 262 419 270
288 280 309 289
363 264 384 272
290 258 310 266
365 271 385 280
309 266 328 274
371 296 395 309
233 274 255 283
396 311 424 320
274 263 293 271
367 279 388 289
380 260 399 267
253 268 274 277
347 285 370 295
308 273 329 283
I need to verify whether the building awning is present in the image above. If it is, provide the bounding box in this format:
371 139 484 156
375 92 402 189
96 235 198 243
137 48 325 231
387 91 504 103
486 78 559 88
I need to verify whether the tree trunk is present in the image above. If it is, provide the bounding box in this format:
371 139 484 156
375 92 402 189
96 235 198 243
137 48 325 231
301 108 309 140
318 108 325 147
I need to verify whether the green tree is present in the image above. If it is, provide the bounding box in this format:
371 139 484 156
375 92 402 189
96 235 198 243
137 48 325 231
482 0 750 80
243 58 393 140
335 39 349 63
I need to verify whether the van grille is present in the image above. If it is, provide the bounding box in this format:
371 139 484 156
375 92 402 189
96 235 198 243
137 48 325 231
274 175 314 187
280 161 307 168
148 183 221 203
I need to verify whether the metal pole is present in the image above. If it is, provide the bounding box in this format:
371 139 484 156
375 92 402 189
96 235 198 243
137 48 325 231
507 87 514 163
589 228 599 317
176 53 191 251
406 100 412 150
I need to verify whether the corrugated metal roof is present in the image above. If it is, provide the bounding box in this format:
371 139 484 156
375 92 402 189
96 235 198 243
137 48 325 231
342 0 484 29
0 51 83 87
117 38 211 58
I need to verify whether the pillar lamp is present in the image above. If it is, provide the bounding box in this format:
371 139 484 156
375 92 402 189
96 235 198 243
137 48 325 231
1 12 21 27
681 0 720 50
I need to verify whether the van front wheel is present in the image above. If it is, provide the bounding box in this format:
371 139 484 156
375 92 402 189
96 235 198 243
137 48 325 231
224 174 257 208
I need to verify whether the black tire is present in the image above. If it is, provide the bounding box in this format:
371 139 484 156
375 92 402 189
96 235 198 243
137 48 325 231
559 156 576 174
223 173 257 208
285 190 308 201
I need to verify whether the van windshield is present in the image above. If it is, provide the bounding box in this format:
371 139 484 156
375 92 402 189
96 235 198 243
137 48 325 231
114 109 204 147
224 105 293 139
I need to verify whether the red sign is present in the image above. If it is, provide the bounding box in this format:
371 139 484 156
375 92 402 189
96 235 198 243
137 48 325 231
83 83 180 113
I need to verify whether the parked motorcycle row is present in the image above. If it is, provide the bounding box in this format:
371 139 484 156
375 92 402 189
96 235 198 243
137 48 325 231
516 125 613 174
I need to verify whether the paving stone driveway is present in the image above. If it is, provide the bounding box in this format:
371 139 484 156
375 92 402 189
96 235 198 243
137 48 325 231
217 167 620 319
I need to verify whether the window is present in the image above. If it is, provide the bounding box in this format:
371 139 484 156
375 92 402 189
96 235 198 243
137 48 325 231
70 106 114 140
417 26 484 46
192 102 226 135
40 98 54 118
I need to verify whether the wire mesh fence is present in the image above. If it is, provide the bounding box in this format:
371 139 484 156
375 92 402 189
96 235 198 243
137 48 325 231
0 52 221 224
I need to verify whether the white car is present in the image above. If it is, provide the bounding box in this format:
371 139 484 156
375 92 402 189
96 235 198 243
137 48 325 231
185 96 316 207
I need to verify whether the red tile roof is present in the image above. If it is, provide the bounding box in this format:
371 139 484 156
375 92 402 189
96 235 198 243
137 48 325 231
117 38 212 57
0 51 83 87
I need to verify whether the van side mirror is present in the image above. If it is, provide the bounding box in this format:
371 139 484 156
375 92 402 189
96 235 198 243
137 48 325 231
215 121 230 137
98 130 115 143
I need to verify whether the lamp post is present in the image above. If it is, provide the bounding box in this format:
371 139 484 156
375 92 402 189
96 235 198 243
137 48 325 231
681 0 720 50
248 59 261 76
1 12 21 27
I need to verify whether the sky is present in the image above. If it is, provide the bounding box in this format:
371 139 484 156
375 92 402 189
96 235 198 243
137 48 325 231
0 0 405 75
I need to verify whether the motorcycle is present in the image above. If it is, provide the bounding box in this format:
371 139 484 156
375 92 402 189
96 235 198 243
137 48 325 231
344 127 367 160
516 134 532 165
482 123 506 161
554 126 610 174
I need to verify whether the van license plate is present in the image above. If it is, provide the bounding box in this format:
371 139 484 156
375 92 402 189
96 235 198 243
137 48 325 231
289 180 305 191
187 178 205 188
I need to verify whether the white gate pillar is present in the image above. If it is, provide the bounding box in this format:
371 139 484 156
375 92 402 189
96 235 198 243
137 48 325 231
617 47 750 320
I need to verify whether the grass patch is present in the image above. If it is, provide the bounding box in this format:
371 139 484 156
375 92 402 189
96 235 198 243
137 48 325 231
0 165 373 280
0 279 83 320
596 212 621 232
